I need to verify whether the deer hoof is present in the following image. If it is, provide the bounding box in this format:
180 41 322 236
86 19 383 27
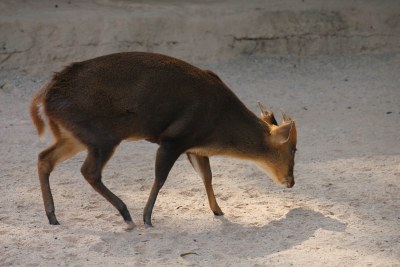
124 221 136 231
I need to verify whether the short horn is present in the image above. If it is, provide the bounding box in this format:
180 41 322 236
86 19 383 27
282 112 292 122
258 102 267 116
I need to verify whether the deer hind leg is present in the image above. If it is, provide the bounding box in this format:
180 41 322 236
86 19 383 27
187 153 223 216
38 125 85 225
80 142 134 229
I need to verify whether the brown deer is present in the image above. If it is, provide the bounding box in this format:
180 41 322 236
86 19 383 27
30 52 297 229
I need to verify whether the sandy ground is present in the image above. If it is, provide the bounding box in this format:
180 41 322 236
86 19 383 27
0 53 399 266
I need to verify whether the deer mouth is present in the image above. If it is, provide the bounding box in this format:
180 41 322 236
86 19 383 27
286 177 295 188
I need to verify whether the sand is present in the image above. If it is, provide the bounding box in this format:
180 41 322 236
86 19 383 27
0 53 399 266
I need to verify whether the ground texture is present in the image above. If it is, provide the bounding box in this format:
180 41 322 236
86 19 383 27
0 53 399 266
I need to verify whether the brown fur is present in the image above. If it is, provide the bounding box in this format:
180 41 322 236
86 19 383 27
30 52 297 228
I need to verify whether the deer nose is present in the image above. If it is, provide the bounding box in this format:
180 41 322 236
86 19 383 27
286 177 295 188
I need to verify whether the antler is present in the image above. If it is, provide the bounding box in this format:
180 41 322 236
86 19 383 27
258 102 278 126
282 113 293 123
258 102 267 117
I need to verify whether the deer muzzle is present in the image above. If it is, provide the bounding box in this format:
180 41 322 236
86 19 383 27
286 176 295 188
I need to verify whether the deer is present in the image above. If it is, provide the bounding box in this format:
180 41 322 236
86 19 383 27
30 52 297 230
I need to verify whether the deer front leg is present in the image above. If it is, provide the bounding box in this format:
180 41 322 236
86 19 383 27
187 153 223 216
143 141 184 227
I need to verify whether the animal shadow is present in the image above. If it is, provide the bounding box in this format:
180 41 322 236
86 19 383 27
211 207 346 258
87 207 346 260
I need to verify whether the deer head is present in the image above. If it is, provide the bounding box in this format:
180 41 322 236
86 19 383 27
258 102 297 188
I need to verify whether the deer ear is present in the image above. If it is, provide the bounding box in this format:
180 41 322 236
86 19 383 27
289 121 297 143
273 121 295 144
264 110 278 125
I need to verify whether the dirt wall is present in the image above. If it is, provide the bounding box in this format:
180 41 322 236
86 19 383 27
1 0 400 73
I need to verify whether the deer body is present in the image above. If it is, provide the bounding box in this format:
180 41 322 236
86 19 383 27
31 52 297 229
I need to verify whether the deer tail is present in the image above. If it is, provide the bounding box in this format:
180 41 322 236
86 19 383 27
30 82 51 137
